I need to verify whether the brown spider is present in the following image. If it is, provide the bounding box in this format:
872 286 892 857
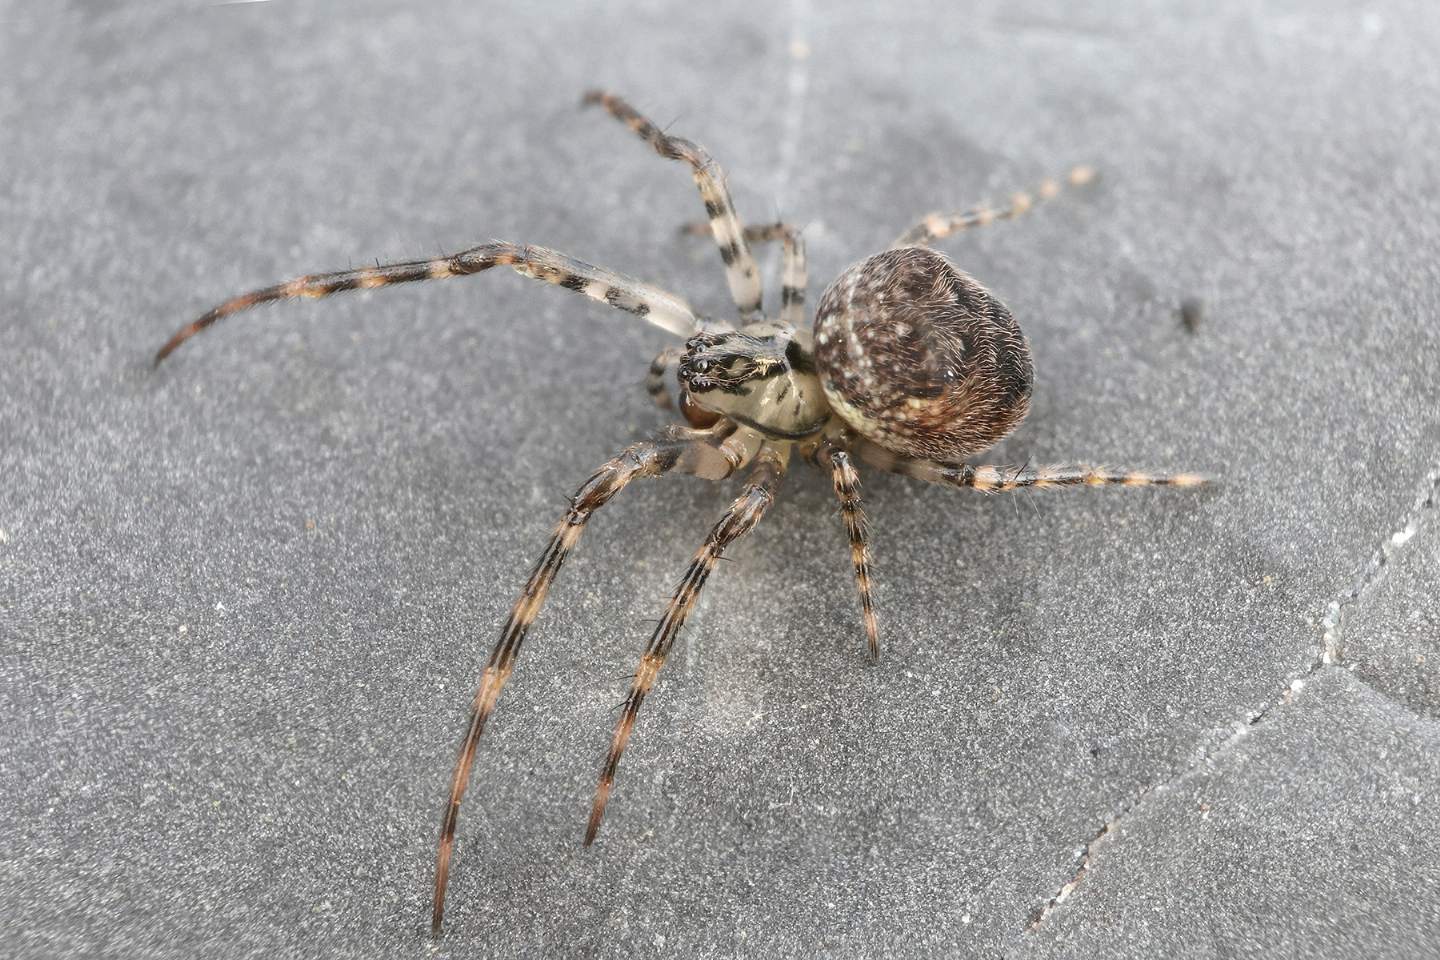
154 90 1207 934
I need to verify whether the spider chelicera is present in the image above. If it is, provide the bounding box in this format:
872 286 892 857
154 90 1207 934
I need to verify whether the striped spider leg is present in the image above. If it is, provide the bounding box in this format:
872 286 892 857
153 242 712 364
432 422 764 934
745 223 808 328
891 165 1098 248
583 89 764 318
855 439 1210 493
585 444 790 845
812 436 879 660
645 346 684 410
683 220 810 328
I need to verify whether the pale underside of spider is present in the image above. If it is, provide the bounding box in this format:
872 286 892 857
154 90 1207 935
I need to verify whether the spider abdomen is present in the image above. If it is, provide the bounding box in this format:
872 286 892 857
813 247 1033 462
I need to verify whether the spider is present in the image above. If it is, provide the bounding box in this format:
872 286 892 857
154 90 1208 934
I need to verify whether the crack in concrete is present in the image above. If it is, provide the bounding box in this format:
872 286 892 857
1024 463 1440 935
1320 465 1439 664
1026 798 1133 931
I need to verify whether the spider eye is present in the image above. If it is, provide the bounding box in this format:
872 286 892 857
693 359 710 373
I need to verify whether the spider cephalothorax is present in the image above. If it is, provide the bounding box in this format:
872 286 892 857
153 90 1206 935
679 324 828 438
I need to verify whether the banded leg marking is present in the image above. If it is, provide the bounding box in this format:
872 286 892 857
892 165 1097 248
583 89 763 316
859 445 1209 492
156 242 704 364
431 426 745 936
768 225 808 328
680 220 808 326
583 445 789 846
646 347 683 410
819 443 879 660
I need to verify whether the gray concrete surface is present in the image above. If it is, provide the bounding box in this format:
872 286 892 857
3 1 1438 957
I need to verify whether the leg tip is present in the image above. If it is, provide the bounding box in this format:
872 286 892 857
580 89 606 107
583 795 608 847
1171 472 1213 489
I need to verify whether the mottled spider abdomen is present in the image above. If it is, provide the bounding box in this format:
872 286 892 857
813 246 1033 462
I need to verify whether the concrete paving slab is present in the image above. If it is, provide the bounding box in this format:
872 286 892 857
3 1 1438 957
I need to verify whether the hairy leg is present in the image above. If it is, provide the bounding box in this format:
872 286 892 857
683 220 809 327
753 223 808 327
892 165 1097 248
431 423 761 936
156 242 706 364
583 90 763 317
816 440 879 660
645 346 684 410
858 442 1208 492
584 444 789 845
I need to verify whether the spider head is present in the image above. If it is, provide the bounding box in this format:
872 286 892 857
678 331 786 395
677 325 829 438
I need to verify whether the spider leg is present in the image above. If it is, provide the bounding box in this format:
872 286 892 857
582 90 763 317
891 165 1097 248
432 424 763 936
680 221 808 326
816 440 879 660
857 442 1209 492
679 221 799 245
584 444 790 846
750 223 808 327
154 242 706 364
645 346 684 410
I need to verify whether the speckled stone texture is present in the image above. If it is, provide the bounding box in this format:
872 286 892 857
3 2 1439 958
